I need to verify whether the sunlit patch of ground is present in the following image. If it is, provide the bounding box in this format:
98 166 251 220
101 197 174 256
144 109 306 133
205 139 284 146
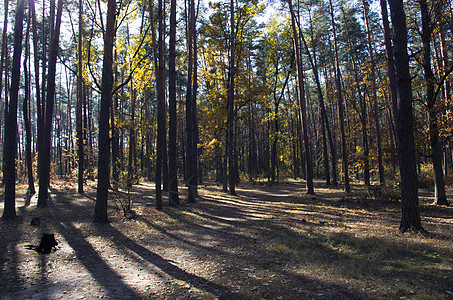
1 179 452 299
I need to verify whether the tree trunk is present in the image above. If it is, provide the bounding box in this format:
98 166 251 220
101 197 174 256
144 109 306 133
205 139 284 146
288 0 314 194
0 0 9 159
168 0 179 206
386 0 423 232
329 0 350 193
303 11 337 186
419 0 448 206
24 18 35 195
362 0 385 186
2 0 25 219
94 0 116 222
37 0 63 207
111 50 120 185
185 0 197 202
227 0 237 195
155 0 165 210
77 0 84 194
192 0 199 195
128 86 137 187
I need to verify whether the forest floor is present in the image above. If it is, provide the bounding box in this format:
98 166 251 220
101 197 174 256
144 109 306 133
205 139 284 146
0 178 452 300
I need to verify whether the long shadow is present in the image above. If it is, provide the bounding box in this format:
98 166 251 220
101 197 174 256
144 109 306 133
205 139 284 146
105 224 246 299
50 196 142 299
0 218 26 297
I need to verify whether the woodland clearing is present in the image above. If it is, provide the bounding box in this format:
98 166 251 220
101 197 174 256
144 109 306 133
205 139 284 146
1 179 452 299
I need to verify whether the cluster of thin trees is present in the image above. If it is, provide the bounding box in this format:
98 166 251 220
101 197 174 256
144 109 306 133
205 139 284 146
1 0 452 232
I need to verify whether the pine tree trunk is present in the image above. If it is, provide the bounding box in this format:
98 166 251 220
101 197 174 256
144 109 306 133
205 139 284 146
23 20 35 195
2 0 25 219
168 0 179 206
155 0 165 210
185 0 197 202
303 13 336 186
94 0 116 222
227 0 236 195
329 0 350 192
386 0 423 232
37 0 63 208
77 0 84 194
362 0 385 186
288 0 314 194
192 1 199 195
419 0 448 206
0 0 9 159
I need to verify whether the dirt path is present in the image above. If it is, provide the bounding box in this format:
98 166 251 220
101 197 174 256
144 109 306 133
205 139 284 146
1 181 452 299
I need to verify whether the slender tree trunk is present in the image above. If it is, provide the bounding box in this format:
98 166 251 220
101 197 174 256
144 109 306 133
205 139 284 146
288 0 314 194
111 50 120 185
162 10 169 193
385 0 423 232
2 0 25 219
0 0 9 159
128 86 137 187
168 0 179 206
155 0 165 210
227 0 236 195
37 0 63 207
30 0 40 164
362 0 385 186
329 0 350 193
77 0 84 194
419 0 448 206
304 11 337 186
185 0 197 202
94 0 116 222
192 0 199 195
24 17 35 195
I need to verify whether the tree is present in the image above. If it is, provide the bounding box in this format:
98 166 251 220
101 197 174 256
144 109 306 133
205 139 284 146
168 0 179 206
77 0 84 194
419 0 448 206
94 0 117 222
37 0 64 207
155 0 166 210
288 0 314 194
227 0 237 195
186 0 198 202
2 0 25 219
329 0 350 193
0 0 9 157
23 15 35 195
384 0 423 232
362 0 385 186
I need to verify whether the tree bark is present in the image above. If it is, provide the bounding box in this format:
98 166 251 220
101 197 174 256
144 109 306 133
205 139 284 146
168 0 179 206
37 0 63 207
329 0 350 193
288 0 314 194
305 9 336 186
419 0 448 206
185 0 197 202
94 0 116 222
0 0 9 159
386 0 423 232
77 0 84 194
362 0 385 186
2 0 25 219
340 6 370 186
227 0 237 195
24 17 35 195
155 0 165 210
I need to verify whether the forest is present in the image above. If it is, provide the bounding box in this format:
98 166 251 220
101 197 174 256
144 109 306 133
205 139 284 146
0 0 452 298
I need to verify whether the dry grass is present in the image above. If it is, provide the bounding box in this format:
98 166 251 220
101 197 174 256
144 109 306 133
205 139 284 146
0 179 452 299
